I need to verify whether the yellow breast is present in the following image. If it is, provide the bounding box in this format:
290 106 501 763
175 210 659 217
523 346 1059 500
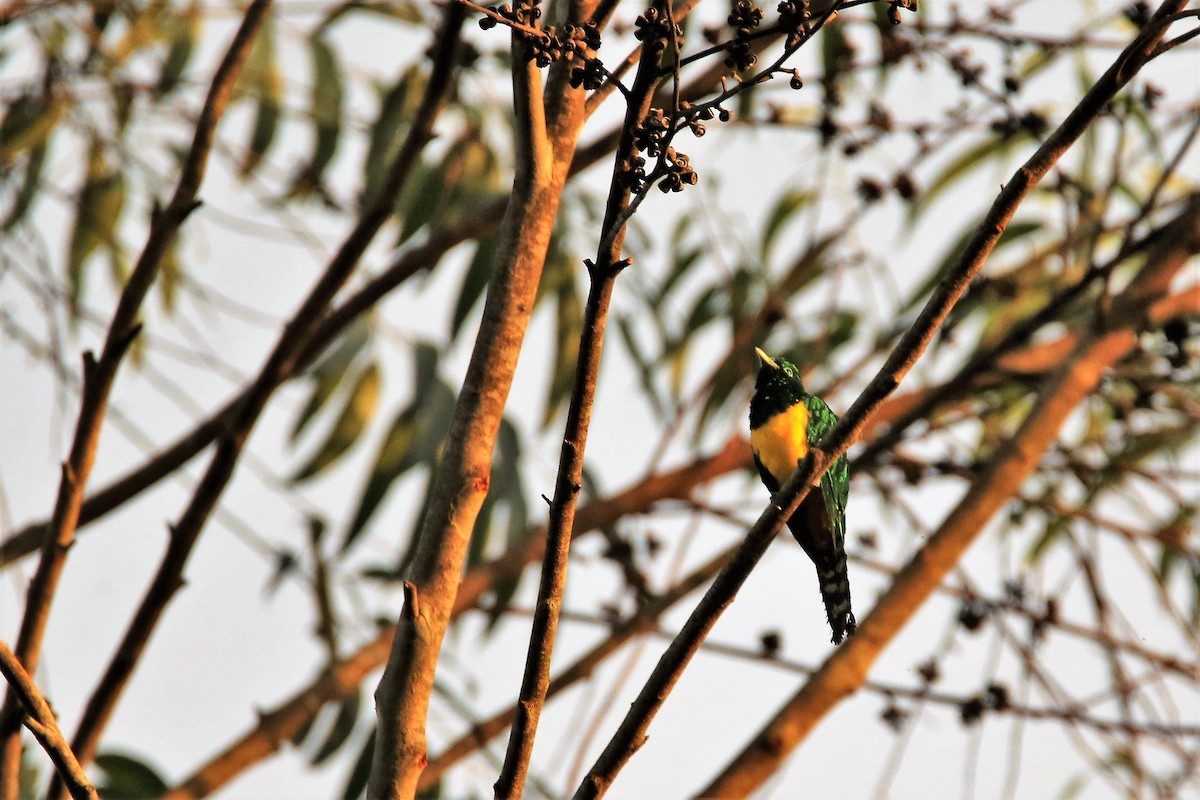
750 402 809 483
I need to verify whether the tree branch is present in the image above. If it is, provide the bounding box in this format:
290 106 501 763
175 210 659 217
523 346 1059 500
0 641 96 800
366 12 590 798
493 5 665 794
570 4 1188 797
0 2 273 795
696 191 1200 797
46 8 467 796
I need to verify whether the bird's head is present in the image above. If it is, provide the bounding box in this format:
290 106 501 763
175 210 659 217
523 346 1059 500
751 347 807 423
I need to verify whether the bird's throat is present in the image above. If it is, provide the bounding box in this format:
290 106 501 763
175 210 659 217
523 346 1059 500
750 401 809 483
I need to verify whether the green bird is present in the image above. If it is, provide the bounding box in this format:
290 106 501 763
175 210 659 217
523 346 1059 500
749 347 856 644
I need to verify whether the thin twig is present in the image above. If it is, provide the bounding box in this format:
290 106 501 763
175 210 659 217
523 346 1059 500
49 7 466 794
493 3 665 795
570 5 1191 797
0 1 274 795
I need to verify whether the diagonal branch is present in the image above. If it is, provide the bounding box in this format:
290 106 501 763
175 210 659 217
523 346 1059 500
493 5 665 794
366 13 591 798
698 193 1200 796
0 2 274 795
0 641 95 800
45 8 468 797
570 4 1188 797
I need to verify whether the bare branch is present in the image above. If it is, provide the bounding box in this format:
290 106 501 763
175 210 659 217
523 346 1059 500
570 4 1189 797
47 8 467 795
697 191 1200 797
0 1 274 794
0 641 96 800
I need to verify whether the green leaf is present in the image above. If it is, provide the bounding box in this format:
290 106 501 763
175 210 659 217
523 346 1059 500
94 751 167 799
292 316 371 442
155 0 199 98
362 67 423 206
298 34 344 189
341 347 453 551
2 141 47 230
903 219 1044 316
761 190 813 262
236 15 281 176
0 93 65 164
909 134 1031 224
292 361 381 482
450 234 497 340
543 258 583 428
312 691 361 766
341 728 376 800
67 141 125 314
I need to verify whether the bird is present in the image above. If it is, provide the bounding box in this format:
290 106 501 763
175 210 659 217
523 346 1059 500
749 346 856 644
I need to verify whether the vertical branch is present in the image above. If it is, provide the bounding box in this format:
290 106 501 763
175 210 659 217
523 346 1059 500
0 642 96 800
492 5 665 796
0 2 273 796
42 8 468 798
367 10 590 799
570 4 1187 797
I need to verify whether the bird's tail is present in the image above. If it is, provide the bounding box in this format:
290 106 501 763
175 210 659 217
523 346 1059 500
817 552 856 645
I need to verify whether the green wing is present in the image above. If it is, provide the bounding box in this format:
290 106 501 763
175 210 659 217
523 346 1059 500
803 394 849 546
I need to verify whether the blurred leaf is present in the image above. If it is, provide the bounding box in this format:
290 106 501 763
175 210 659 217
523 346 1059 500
155 0 199 98
342 345 454 551
67 140 126 314
342 405 417 552
2 141 47 230
294 34 344 192
320 0 423 32
341 727 376 800
362 66 423 206
761 190 813 262
909 134 1031 224
0 92 65 164
157 232 182 312
450 234 497 340
94 751 167 799
543 252 583 428
236 15 281 176
264 548 299 597
292 316 371 442
396 126 502 245
292 361 381 482
617 315 667 417
904 219 1044 316
312 690 361 766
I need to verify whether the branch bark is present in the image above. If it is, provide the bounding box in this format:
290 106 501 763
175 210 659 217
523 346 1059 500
0 642 96 800
570 4 1187 797
494 11 664 795
365 19 590 799
154 314 1121 798
697 192 1200 798
45 9 467 797
0 3 273 796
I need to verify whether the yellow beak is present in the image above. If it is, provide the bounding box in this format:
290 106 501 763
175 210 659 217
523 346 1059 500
754 347 778 370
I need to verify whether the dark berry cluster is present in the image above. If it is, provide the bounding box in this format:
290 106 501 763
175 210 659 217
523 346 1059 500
479 6 601 69
634 5 684 55
776 0 813 37
632 107 671 157
478 2 540 28
570 57 607 90
724 1 764 71
618 154 647 192
659 147 698 193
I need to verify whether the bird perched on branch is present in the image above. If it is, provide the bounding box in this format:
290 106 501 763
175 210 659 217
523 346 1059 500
749 347 856 644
